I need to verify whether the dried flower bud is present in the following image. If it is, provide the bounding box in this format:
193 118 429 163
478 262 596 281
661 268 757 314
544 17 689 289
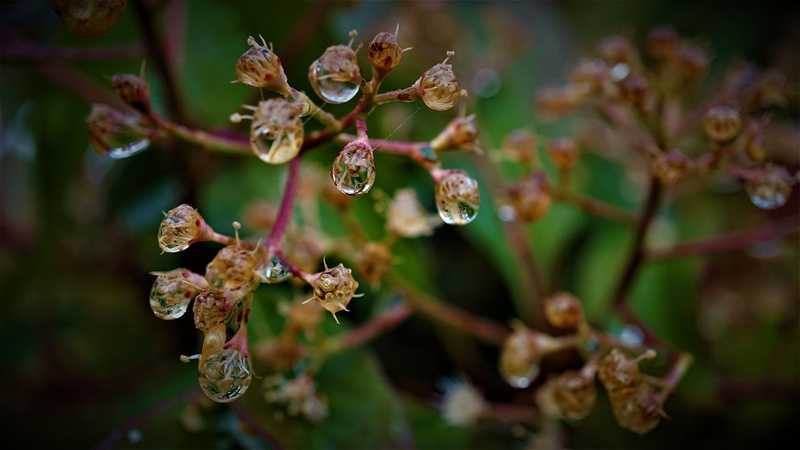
52 0 127 37
248 99 305 164
198 347 252 403
309 45 362 104
652 149 692 185
430 115 480 152
331 140 376 196
417 53 464 111
536 370 597 420
158 204 207 253
746 163 792 210
235 36 291 96
646 27 680 59
608 384 662 434
265 374 329 422
242 201 277 231
149 269 208 320
441 380 488 426
501 129 537 164
547 138 579 171
504 172 550 223
386 188 438 238
676 44 708 79
306 263 360 322
598 348 655 392
535 86 584 119
435 169 480 226
111 74 151 113
499 324 562 388
206 244 261 291
703 105 741 143
598 36 635 65
543 292 584 330
87 104 151 159
193 290 233 332
356 242 392 284
368 31 403 74
569 58 609 94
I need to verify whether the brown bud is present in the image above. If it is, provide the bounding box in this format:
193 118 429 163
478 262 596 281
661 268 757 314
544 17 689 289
309 45 363 104
499 324 561 388
356 242 392 285
646 26 680 59
430 115 480 152
305 263 360 322
368 31 403 74
235 36 290 95
205 244 262 291
111 74 151 113
537 370 597 420
703 105 741 142
652 149 692 184
501 129 537 164
676 44 708 79
543 292 584 330
547 138 580 171
569 58 609 94
535 85 585 119
505 171 551 223
417 53 464 111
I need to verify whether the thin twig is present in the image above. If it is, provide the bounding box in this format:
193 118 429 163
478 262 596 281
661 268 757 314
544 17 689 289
266 157 301 251
552 187 638 226
337 303 413 349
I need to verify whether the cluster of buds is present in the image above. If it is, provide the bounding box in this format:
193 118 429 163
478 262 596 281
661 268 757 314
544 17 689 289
500 293 687 434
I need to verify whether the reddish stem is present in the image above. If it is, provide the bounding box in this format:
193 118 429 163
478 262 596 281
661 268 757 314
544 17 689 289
266 157 301 251
355 117 368 141
338 303 412 349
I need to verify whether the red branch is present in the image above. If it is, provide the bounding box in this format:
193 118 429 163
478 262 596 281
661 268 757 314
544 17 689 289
266 157 300 251
338 303 413 349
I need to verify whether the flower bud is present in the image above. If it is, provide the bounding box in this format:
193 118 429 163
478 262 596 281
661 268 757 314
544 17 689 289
52 0 127 37
646 26 680 59
305 263 360 322
265 374 329 422
416 53 464 111
205 244 262 291
86 104 151 159
499 324 561 388
543 292 584 330
198 347 252 403
356 242 392 284
309 45 362 104
598 348 655 392
652 149 692 185
547 138 579 171
501 129 537 164
248 99 305 164
235 36 290 96
331 140 376 196
149 269 208 320
676 44 708 79
703 105 741 143
535 86 584 119
242 201 277 231
569 58 609 94
441 380 488 426
386 188 438 238
158 204 207 253
619 74 651 111
536 370 597 420
608 384 662 434
746 163 792 210
434 169 480 226
368 31 403 74
111 74 151 114
193 290 233 332
430 115 480 153
504 171 550 223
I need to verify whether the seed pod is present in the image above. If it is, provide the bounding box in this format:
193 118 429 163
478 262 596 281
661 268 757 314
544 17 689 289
193 290 233 332
205 244 261 291
331 139 376 196
86 104 150 159
746 163 792 210
703 105 741 143
499 324 561 388
547 138 579 171
505 171 550 223
305 263 360 322
430 115 480 153
149 269 208 320
356 242 392 284
198 347 252 403
158 204 206 253
249 99 305 164
386 188 437 238
368 31 403 74
235 36 290 95
309 45 362 104
52 0 127 37
416 53 464 111
501 129 537 164
111 74 151 114
536 370 597 420
543 292 584 330
434 169 480 225
652 149 692 185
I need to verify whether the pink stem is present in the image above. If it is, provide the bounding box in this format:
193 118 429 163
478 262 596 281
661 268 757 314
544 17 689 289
355 117 368 141
266 157 301 251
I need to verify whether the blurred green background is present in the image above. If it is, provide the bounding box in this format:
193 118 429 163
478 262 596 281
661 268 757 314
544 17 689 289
1 0 798 449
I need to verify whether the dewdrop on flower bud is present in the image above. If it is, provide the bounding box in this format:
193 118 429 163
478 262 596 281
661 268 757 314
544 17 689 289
368 28 404 74
149 269 209 320
417 51 465 111
257 253 292 284
309 34 362 104
544 292 584 330
158 204 206 253
746 164 791 210
504 172 550 223
435 170 480 225
198 347 253 403
305 262 360 323
703 105 741 142
206 243 261 291
386 189 437 238
238 99 304 164
52 0 127 37
536 370 597 420
331 140 376 196
547 138 579 171
235 36 291 96
111 74 151 113
499 324 562 388
430 115 480 153
652 149 692 185
86 104 150 159
193 290 233 332
598 348 656 391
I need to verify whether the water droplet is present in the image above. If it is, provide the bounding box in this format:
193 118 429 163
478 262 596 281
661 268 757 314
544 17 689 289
257 254 291 284
149 269 206 320
158 204 203 253
107 138 150 159
331 142 376 195
746 165 791 210
198 348 252 403
610 63 630 81
435 170 480 225
251 126 303 165
309 61 360 104
502 365 539 389
619 325 644 348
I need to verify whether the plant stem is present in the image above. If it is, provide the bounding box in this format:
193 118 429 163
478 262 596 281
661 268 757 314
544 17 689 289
266 157 301 251
374 85 419 105
656 352 693 403
552 187 638 225
336 303 412 350
336 133 434 169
